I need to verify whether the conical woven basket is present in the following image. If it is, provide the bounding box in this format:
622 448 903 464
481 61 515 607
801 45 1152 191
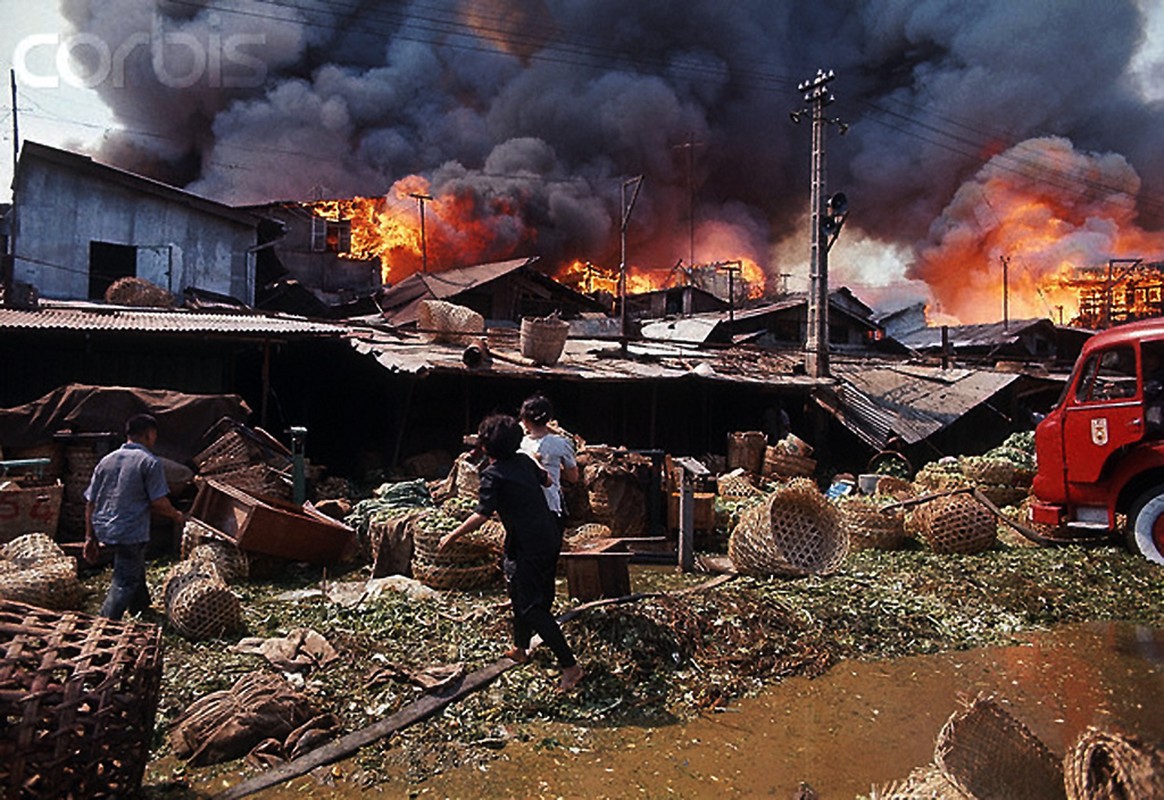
1064 728 1164 800
728 478 847 577
163 561 240 641
520 316 569 365
918 493 997 554
935 694 1065 800
837 495 906 551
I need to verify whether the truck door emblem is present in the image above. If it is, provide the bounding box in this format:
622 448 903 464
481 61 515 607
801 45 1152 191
1091 418 1109 446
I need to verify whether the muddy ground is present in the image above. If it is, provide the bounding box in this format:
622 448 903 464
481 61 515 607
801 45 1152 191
70 529 1164 799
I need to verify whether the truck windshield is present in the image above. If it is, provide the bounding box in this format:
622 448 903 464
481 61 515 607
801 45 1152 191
1074 346 1137 403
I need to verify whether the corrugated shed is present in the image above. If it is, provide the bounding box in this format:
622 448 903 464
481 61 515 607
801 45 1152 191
895 318 1050 351
822 360 1020 447
377 258 537 327
0 302 348 337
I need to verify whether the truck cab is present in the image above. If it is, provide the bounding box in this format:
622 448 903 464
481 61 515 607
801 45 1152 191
1030 318 1164 564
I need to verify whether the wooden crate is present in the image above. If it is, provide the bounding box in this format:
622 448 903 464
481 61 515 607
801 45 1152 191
666 491 716 532
189 479 354 565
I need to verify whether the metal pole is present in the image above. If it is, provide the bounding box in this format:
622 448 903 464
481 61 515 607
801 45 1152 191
619 176 643 351
1002 255 1009 331
10 70 18 181
410 192 433 273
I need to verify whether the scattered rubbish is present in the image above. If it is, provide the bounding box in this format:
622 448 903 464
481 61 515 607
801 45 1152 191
169 671 327 767
232 628 340 673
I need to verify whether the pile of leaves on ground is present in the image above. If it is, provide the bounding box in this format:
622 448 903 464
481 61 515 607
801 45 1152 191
73 537 1162 796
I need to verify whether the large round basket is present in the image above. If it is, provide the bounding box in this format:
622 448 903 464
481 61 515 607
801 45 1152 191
411 561 501 591
960 457 1019 487
520 316 569 365
1064 727 1164 800
837 496 906 551
188 541 249 584
0 600 163 798
409 511 501 590
728 478 847 577
917 493 996 554
0 557 83 610
935 694 1063 800
418 300 485 345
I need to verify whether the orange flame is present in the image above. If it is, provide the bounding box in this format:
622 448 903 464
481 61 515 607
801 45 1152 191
915 137 1164 326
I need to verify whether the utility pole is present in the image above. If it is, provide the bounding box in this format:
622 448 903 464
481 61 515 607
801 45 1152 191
410 192 433 273
673 133 704 268
619 175 644 351
791 69 847 378
1001 255 1009 331
9 70 17 182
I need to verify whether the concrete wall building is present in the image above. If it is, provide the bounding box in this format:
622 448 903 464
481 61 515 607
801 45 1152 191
10 142 259 304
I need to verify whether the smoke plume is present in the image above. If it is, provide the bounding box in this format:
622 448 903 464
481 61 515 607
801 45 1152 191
58 0 1164 316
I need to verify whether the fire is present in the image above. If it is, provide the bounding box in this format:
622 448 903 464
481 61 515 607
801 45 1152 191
914 137 1164 326
554 257 765 304
308 175 537 285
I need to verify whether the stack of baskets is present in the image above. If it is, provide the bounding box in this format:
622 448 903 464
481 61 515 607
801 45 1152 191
418 300 485 345
409 510 501 591
0 533 83 610
519 315 569 366
61 443 102 537
0 599 163 798
836 495 907 551
959 455 1031 508
163 545 241 640
192 421 293 501
728 478 847 577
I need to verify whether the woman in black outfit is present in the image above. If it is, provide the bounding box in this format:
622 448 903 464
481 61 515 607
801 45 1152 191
439 414 583 692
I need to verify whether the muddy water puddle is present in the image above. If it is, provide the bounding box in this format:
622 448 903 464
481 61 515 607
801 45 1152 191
416 622 1162 799
221 622 1162 799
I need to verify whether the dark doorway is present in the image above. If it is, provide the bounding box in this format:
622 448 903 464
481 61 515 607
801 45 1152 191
89 241 136 300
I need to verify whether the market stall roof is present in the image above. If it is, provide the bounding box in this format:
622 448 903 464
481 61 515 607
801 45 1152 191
0 301 350 338
348 325 826 386
821 359 1022 448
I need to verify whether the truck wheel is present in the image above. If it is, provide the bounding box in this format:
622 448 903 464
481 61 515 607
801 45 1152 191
1128 488 1164 565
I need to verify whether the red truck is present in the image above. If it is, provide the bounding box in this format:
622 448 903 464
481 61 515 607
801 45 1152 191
1030 317 1164 564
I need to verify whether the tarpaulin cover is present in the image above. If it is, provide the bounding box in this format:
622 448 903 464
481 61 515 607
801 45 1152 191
0 384 251 464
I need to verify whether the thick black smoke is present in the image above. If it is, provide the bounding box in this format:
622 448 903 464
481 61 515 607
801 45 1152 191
59 0 1163 303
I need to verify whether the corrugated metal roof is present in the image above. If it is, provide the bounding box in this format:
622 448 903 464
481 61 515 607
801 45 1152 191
378 258 536 326
350 326 820 386
895 318 1050 351
0 302 348 337
822 359 1020 447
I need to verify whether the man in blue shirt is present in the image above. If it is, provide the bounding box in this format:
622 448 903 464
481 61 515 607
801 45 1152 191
84 413 184 619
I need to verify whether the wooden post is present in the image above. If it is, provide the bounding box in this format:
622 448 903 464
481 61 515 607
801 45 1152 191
678 475 694 573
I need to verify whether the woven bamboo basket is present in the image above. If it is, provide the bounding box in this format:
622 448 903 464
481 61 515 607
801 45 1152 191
727 432 767 473
728 478 847 577
960 456 1019 487
0 600 163 798
163 561 241 641
875 475 916 500
0 557 83 610
418 299 485 345
763 452 817 480
409 513 499 566
976 484 1030 509
872 764 971 800
188 541 249 584
411 560 501 591
1064 728 1164 800
717 472 762 498
914 463 971 493
837 496 906 551
935 694 1064 800
202 463 292 500
0 532 66 566
564 522 612 549
104 276 175 307
520 316 570 365
918 493 997 554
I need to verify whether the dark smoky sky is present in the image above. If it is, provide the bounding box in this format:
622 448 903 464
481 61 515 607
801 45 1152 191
57 0 1164 305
